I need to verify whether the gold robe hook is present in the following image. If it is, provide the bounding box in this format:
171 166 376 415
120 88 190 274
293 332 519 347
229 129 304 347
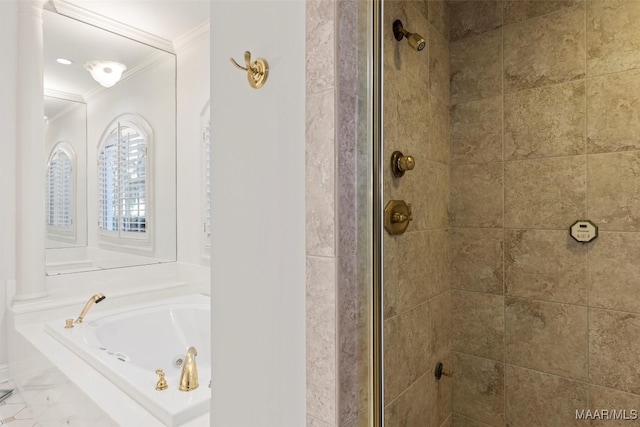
230 51 268 89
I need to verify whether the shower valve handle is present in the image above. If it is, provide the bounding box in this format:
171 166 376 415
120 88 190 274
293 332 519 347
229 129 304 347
391 151 416 177
397 155 415 172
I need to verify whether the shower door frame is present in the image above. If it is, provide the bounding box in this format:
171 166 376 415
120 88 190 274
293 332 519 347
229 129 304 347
371 0 384 425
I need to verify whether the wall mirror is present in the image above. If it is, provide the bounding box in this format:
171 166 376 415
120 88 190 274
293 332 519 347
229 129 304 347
43 8 177 275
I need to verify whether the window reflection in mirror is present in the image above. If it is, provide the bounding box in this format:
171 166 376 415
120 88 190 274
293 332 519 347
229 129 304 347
43 9 176 275
44 96 86 250
46 141 76 243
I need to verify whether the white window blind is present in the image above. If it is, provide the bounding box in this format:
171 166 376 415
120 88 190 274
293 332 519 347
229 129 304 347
98 121 147 236
46 150 72 228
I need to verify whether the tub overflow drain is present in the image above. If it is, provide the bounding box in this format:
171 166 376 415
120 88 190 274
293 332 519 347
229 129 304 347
173 355 184 368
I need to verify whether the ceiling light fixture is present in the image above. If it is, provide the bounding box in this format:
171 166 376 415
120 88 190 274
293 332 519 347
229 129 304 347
56 58 73 65
83 60 127 88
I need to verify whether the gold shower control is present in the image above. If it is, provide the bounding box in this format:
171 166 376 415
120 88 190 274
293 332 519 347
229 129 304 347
384 200 413 235
435 362 453 380
391 151 415 177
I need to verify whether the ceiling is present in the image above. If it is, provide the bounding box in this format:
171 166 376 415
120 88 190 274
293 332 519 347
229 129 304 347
44 0 209 119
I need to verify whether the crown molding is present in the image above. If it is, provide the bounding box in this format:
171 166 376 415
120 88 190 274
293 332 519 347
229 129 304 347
44 88 85 103
50 0 175 54
173 19 210 53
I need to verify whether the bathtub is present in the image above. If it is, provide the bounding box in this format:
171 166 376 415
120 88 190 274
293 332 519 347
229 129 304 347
44 294 210 426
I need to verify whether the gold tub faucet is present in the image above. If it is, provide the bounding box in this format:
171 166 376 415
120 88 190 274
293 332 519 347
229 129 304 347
74 293 106 324
179 346 199 391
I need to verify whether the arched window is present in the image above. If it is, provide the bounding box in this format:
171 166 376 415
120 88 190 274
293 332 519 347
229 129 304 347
98 114 152 246
46 142 76 241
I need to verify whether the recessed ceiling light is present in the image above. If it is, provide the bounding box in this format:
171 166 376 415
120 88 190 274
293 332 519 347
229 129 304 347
56 58 73 65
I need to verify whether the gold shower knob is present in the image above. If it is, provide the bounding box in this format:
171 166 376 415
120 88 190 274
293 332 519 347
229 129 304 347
391 151 416 177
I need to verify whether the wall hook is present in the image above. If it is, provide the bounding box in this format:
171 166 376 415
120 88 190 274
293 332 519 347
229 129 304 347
230 51 268 89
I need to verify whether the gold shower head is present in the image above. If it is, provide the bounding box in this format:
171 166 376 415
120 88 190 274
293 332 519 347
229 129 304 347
393 20 426 52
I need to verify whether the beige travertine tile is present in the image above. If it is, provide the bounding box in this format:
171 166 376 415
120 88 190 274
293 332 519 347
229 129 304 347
426 161 450 230
396 78 429 159
504 80 586 160
505 297 588 381
431 290 453 366
429 25 451 106
590 309 640 395
505 365 588 427
451 96 503 165
397 302 432 392
587 70 640 153
306 89 336 257
428 0 450 40
430 97 451 165
384 317 399 404
450 163 503 228
453 352 505 426
589 232 640 314
589 385 640 426
382 231 431 317
451 29 502 105
306 256 337 424
503 5 585 93
305 0 335 94
396 374 430 427
504 0 583 25
588 152 640 231
383 233 399 319
385 399 398 427
505 229 587 305
504 156 586 229
428 229 451 298
451 228 503 295
587 0 640 77
453 413 493 427
452 290 504 361
307 415 334 427
449 1 502 42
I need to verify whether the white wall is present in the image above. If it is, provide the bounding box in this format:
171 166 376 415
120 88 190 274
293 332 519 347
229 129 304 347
0 0 18 375
176 33 210 266
86 56 177 261
210 1 306 425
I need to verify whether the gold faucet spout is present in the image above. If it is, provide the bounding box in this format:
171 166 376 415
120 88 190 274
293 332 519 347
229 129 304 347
74 293 106 324
179 346 199 391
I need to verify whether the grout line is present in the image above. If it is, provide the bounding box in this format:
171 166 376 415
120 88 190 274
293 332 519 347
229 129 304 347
452 411 493 427
453 349 632 398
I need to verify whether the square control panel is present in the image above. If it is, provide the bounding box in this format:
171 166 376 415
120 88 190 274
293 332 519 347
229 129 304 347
570 220 598 243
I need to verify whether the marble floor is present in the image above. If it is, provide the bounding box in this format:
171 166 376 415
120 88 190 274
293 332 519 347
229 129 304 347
0 382 39 427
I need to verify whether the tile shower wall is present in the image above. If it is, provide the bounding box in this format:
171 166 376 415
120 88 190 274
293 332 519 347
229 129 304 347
384 1 452 426
305 0 361 426
449 1 640 425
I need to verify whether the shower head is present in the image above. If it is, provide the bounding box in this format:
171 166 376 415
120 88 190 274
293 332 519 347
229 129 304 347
393 20 426 52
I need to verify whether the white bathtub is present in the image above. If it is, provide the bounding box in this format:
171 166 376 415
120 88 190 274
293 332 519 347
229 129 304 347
44 294 210 426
